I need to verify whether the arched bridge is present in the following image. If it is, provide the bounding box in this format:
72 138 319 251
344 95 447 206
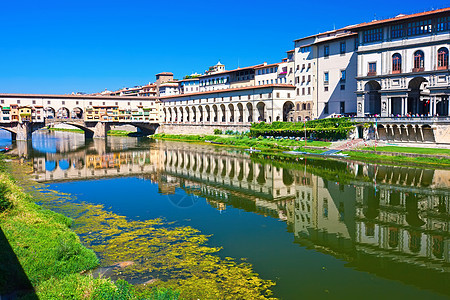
0 93 161 140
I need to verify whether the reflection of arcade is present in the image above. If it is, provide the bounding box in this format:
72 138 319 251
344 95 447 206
158 143 449 293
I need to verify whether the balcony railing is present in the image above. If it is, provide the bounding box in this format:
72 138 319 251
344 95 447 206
367 71 377 76
412 67 424 72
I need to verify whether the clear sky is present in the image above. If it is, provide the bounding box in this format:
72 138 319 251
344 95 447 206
0 0 448 94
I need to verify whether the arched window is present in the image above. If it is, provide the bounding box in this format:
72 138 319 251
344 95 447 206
413 50 424 72
307 103 311 110
392 53 402 73
296 103 300 111
437 47 449 70
302 103 306 110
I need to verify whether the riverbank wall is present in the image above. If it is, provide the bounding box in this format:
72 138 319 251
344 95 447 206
156 124 251 135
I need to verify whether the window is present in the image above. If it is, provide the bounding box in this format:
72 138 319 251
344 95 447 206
287 93 291 98
302 88 305 95
324 103 329 114
368 62 377 75
307 87 311 95
413 50 424 72
302 76 305 83
324 45 329 57
302 64 305 70
296 65 299 70
407 19 432 36
324 86 329 92
391 24 404 38
296 104 300 110
302 103 306 110
324 72 329 83
297 89 299 96
17 100 20 104
307 75 311 82
392 53 402 73
436 16 449 32
260 94 263 99
277 93 280 98
437 47 449 70
363 28 383 43
89 102 92 105
268 93 272 98
340 42 346 54
32 100 36 104
308 63 311 69
340 101 345 113
0 100 3 104
340 85 345 90
340 70 346 82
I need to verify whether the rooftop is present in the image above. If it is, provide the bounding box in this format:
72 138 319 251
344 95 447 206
160 84 295 100
352 7 450 29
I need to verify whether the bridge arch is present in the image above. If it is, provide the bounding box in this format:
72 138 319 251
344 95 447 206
45 107 56 119
71 107 83 119
56 107 70 119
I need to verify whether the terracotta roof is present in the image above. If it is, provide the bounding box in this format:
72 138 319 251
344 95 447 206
254 62 283 69
286 49 295 53
200 63 266 78
0 93 158 100
160 84 295 100
313 32 358 45
352 7 450 29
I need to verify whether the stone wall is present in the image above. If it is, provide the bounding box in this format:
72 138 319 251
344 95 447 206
434 124 450 144
157 124 251 135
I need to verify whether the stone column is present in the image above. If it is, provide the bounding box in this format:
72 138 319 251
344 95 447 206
93 122 110 139
381 95 389 117
388 97 392 116
432 96 437 116
401 98 406 116
357 94 364 117
15 122 32 141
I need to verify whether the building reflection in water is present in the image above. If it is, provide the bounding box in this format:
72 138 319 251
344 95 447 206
30 138 449 293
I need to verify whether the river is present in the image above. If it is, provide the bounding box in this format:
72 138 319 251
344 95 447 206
3 130 449 299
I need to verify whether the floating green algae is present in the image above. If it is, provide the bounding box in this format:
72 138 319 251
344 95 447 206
22 179 276 299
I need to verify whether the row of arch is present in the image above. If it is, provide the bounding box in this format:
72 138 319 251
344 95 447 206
391 47 448 73
163 102 267 123
163 101 308 124
45 107 83 119
364 76 449 116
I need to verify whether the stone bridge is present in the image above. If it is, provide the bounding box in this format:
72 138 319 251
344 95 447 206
0 93 161 141
46 119 159 139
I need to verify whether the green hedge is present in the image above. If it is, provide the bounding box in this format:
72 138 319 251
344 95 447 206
250 118 355 140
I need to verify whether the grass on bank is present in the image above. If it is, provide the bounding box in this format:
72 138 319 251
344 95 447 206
152 133 330 152
48 127 134 136
363 146 450 156
0 155 180 299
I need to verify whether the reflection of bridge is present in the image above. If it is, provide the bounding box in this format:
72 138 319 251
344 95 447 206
0 93 160 141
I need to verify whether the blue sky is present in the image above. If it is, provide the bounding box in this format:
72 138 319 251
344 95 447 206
0 0 448 94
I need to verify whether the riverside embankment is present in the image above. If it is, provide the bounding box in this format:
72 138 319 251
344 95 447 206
151 133 450 169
